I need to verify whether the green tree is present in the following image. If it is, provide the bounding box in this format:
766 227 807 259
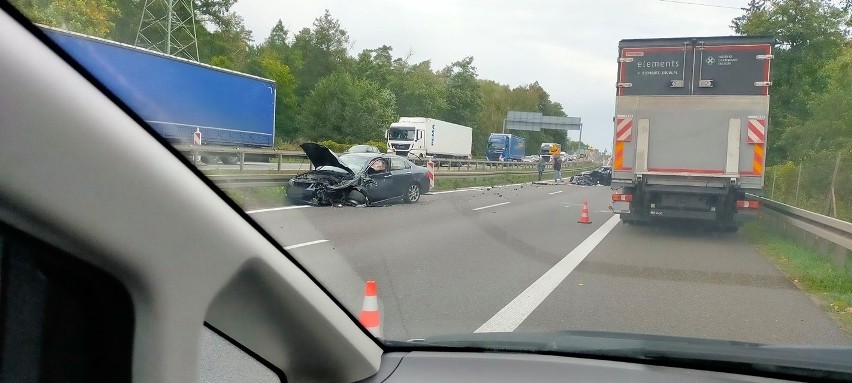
297 71 397 143
734 0 848 163
441 57 483 127
291 10 352 101
390 60 447 118
783 45 852 155
12 0 120 37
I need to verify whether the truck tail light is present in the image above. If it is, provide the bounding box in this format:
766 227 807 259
612 194 633 202
736 200 760 209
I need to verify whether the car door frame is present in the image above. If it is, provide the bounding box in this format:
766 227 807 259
366 158 394 201
389 156 415 199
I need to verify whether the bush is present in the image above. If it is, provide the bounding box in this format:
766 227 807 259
365 140 388 153
318 140 351 153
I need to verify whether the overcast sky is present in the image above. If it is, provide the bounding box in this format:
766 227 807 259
233 0 747 151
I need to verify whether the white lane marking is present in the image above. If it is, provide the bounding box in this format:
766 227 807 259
472 202 511 211
548 190 564 195
284 239 328 250
429 187 482 195
247 205 311 214
475 215 621 333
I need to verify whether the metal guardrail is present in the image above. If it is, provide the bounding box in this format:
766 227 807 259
749 194 852 272
176 144 595 173
209 165 600 189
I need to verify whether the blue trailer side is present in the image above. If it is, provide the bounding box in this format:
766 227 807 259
486 134 526 161
41 27 276 148
507 135 526 161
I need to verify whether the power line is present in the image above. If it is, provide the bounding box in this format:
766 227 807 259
658 0 743 9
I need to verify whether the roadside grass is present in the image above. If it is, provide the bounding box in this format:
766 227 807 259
742 222 852 334
225 186 289 211
432 172 552 191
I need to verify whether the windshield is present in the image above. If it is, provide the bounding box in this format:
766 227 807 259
337 154 373 173
388 127 415 141
13 0 852 375
487 141 506 150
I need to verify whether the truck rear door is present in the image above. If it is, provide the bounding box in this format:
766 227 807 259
613 37 772 190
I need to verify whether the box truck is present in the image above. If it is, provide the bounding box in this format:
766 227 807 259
610 36 773 229
386 117 472 160
485 133 526 161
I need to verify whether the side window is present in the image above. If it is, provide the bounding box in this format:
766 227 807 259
0 224 134 383
367 158 389 174
390 157 408 171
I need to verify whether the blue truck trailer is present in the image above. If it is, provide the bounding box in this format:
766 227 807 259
485 133 526 161
41 26 276 164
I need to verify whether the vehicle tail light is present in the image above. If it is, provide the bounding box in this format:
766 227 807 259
612 194 633 202
736 200 760 209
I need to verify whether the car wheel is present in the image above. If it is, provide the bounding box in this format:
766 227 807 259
405 183 421 203
200 155 219 165
348 190 368 205
220 155 240 165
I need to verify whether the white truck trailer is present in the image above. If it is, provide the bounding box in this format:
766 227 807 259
386 117 472 160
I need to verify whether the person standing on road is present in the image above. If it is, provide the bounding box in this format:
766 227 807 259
537 156 545 181
553 152 563 183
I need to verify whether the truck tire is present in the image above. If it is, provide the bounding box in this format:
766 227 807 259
200 155 219 165
405 183 421 203
220 155 240 165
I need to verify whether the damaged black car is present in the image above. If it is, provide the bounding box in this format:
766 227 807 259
287 143 431 206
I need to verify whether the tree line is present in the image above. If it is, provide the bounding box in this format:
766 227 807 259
11 0 574 156
733 0 852 165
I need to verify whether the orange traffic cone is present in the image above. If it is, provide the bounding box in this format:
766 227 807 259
577 201 592 224
359 280 382 338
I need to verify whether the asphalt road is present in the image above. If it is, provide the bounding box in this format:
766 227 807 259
248 182 850 346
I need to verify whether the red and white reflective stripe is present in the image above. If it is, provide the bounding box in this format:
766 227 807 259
193 128 202 145
736 200 760 209
426 161 435 189
615 117 633 142
612 194 633 202
747 118 766 144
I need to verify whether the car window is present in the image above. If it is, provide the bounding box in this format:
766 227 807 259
390 157 408 170
9 0 852 379
367 158 388 173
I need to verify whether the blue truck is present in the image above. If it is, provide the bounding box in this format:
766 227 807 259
485 133 526 161
41 26 276 164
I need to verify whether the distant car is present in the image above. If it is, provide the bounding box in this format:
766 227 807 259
344 144 381 154
288 143 430 206
521 155 539 162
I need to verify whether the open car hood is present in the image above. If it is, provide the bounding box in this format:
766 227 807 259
300 142 354 174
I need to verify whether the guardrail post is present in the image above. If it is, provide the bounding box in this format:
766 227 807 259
239 149 245 173
277 154 283 172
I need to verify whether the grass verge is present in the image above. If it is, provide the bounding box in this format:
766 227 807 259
224 186 289 211
742 222 852 334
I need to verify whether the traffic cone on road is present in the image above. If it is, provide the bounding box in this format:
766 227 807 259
359 280 382 338
577 201 592 224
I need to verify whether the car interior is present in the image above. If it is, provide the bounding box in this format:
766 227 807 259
1 2 848 382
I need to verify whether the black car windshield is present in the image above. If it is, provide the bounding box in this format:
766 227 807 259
336 154 374 173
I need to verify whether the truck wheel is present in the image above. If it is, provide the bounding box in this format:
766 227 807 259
200 155 219 165
220 155 240 165
405 184 421 203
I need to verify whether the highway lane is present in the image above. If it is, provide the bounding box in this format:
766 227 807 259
248 182 851 345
